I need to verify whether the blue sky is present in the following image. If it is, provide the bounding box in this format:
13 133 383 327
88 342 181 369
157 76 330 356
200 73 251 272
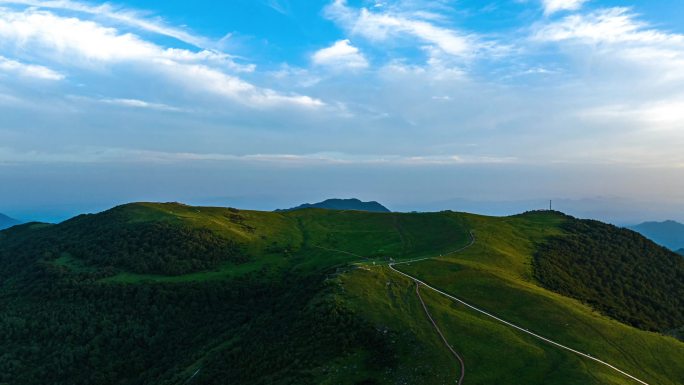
0 0 683 223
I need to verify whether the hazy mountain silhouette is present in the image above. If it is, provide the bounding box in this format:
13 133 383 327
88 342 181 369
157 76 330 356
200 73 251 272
278 198 390 213
0 213 20 230
630 220 684 250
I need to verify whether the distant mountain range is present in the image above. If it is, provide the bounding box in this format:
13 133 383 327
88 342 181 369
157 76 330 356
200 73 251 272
0 213 20 230
678 249 684 256
278 198 391 213
629 220 684 251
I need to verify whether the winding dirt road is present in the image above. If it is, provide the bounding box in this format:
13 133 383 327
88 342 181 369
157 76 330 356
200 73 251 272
415 283 466 385
388 231 653 385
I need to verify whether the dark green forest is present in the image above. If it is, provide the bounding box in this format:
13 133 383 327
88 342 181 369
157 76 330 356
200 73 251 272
0 204 428 384
0 268 396 385
534 217 684 337
30 205 247 275
0 239 395 384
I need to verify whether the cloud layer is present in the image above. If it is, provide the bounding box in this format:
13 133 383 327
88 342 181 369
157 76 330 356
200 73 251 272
0 5 322 108
1 0 683 219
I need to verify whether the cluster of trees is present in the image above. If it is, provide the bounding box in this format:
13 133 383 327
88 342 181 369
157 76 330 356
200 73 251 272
534 218 684 335
0 260 397 385
0 209 247 276
62 220 245 275
0 212 397 385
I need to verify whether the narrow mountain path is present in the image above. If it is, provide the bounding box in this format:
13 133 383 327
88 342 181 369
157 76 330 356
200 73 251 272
312 245 365 258
415 283 465 385
388 231 653 385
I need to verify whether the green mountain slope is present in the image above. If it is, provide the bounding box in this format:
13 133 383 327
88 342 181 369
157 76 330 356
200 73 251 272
535 218 684 333
0 204 682 385
396 211 684 384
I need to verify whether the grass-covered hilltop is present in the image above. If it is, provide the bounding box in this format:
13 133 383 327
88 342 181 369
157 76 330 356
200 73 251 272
0 202 683 385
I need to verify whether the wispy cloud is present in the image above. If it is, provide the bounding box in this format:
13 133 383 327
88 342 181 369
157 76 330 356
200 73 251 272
532 7 684 83
541 0 589 15
262 0 290 15
69 95 184 112
534 7 682 44
0 7 323 108
0 0 211 48
0 147 517 166
0 55 63 79
325 0 475 58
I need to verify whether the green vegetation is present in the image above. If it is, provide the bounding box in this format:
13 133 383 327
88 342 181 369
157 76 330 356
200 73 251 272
0 204 682 384
397 212 684 385
0 204 245 276
534 217 684 334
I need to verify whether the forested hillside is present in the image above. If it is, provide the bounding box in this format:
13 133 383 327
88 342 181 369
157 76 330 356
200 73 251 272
0 203 469 385
534 217 684 336
0 203 682 385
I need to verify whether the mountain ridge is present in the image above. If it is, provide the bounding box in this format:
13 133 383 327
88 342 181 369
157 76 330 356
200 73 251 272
278 198 391 213
629 220 684 250
0 202 682 384
0 212 20 230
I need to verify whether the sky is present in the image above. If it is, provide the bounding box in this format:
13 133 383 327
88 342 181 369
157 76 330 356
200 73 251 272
0 0 683 223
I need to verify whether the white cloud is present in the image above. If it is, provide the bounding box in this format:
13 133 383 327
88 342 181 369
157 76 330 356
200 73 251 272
163 49 255 73
312 39 369 70
0 10 158 62
0 1 682 175
103 98 170 110
325 0 474 58
581 100 684 131
534 8 682 44
542 0 589 15
82 97 182 112
532 8 684 83
0 7 322 108
158 61 324 108
0 55 63 79
0 0 210 48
